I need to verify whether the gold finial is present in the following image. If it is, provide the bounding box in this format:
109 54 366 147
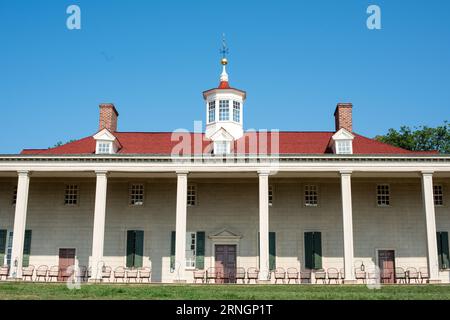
221 57 228 65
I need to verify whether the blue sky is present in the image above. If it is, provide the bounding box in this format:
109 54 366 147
0 0 449 153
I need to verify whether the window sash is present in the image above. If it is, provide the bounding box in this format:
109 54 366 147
304 185 318 206
215 141 229 154
6 231 13 266
129 184 145 206
219 100 229 121
208 101 215 123
64 184 79 205
434 185 444 206
187 185 196 206
12 186 17 206
98 142 111 154
185 232 196 268
268 185 273 206
337 140 352 154
377 184 390 206
233 101 240 122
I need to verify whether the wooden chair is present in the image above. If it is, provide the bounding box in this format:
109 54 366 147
327 268 340 284
314 269 327 284
126 268 138 283
406 267 419 284
138 267 151 283
47 265 59 282
419 267 429 283
193 269 205 283
22 265 34 281
274 267 286 284
206 267 217 284
101 266 112 282
287 267 299 284
300 269 312 284
354 268 367 284
0 265 9 280
114 266 126 282
395 267 407 284
35 265 48 282
235 267 246 284
380 269 393 284
78 266 87 282
247 267 259 284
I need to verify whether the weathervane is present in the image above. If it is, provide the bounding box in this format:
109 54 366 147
220 33 229 65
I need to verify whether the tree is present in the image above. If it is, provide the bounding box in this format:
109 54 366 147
375 121 449 154
50 140 77 148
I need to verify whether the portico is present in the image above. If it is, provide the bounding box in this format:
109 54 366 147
1 155 449 283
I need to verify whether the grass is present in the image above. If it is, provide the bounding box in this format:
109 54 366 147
1 282 450 300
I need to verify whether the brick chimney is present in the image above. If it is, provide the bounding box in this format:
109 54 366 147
334 103 352 132
99 103 119 132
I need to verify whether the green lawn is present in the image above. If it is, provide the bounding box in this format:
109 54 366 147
1 283 450 300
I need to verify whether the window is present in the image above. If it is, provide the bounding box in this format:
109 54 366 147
219 100 229 121
126 230 144 268
214 141 230 154
377 184 390 206
434 185 444 206
6 231 13 266
64 184 79 205
187 185 197 206
268 185 273 206
208 101 215 123
304 185 318 207
129 184 144 206
437 232 449 269
12 185 17 206
233 101 240 122
185 232 196 269
304 232 322 269
336 140 352 154
97 142 111 154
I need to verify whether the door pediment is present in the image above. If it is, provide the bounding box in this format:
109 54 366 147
208 228 242 240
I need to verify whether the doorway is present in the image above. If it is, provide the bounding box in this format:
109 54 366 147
58 248 76 281
378 250 395 284
215 245 237 283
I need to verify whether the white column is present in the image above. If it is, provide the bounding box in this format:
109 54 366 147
9 170 30 278
340 171 355 282
91 171 108 281
174 171 188 282
258 171 270 281
422 171 440 282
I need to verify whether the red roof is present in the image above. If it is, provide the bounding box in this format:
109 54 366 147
20 132 436 155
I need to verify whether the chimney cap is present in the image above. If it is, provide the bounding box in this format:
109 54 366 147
99 103 119 116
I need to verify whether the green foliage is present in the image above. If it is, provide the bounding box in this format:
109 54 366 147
51 140 77 148
375 121 449 154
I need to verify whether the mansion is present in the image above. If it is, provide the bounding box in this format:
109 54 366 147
0 57 449 284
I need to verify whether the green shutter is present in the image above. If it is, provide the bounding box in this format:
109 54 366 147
195 231 205 269
22 230 32 267
126 230 135 268
304 232 313 269
438 232 450 269
269 232 276 271
170 231 176 271
134 231 144 268
0 230 6 265
313 232 322 270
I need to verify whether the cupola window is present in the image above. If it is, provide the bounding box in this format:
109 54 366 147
208 101 216 123
219 100 229 121
233 101 240 122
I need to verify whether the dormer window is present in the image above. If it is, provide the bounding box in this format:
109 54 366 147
331 128 354 155
219 100 229 121
336 140 352 154
93 128 121 155
97 142 112 154
214 141 230 155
